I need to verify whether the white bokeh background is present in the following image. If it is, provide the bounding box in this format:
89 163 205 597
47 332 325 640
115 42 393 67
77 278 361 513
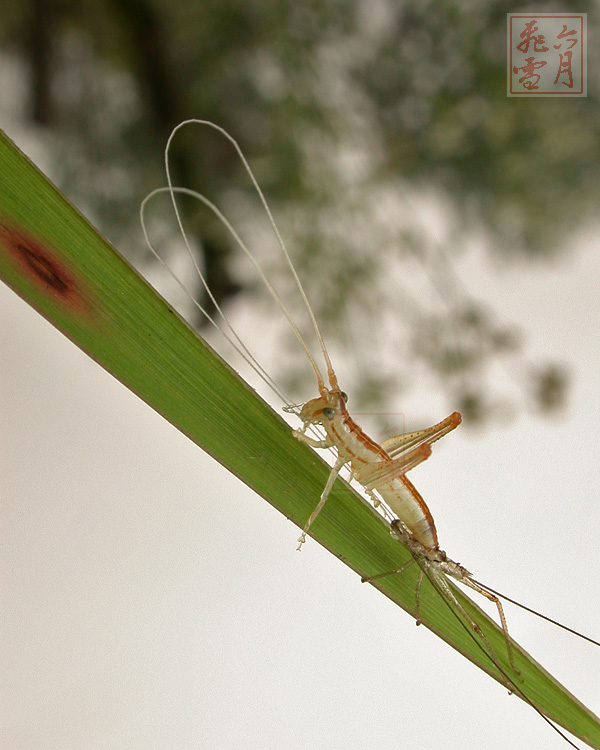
2 133 600 749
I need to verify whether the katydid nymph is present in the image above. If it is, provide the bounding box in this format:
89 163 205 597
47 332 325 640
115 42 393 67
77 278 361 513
141 120 599 749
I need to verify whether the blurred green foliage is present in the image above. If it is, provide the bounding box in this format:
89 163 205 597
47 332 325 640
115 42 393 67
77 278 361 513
1 0 595 422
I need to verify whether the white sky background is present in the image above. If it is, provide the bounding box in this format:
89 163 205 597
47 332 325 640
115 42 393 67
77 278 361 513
3 135 600 749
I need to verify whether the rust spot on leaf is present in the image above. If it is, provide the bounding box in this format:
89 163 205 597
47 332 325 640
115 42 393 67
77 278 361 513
0 224 94 317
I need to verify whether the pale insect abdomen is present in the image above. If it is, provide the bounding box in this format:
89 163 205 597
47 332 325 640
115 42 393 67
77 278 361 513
377 475 438 550
323 410 439 549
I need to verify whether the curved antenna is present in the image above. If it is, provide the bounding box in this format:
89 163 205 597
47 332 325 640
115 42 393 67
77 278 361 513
157 163 324 391
469 578 600 648
141 188 339 461
140 187 291 408
165 119 337 393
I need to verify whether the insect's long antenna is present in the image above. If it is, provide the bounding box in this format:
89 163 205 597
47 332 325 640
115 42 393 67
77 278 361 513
165 120 336 393
469 578 600 648
141 187 290 407
416 558 584 750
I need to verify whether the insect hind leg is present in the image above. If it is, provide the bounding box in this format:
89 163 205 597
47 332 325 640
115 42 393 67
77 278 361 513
431 567 522 687
460 576 521 677
414 569 425 625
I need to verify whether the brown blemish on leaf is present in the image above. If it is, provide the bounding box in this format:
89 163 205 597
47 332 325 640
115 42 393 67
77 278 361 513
0 224 94 317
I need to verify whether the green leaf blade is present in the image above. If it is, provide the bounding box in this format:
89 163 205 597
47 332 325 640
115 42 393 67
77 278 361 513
1 127 599 749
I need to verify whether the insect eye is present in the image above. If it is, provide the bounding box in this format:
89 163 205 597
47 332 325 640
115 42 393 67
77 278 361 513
322 407 336 419
341 391 348 403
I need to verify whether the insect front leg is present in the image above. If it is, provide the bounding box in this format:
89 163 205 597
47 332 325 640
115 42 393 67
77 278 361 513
297 455 346 551
360 558 415 583
292 429 334 450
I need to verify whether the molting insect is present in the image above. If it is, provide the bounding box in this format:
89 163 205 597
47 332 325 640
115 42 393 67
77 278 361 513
141 120 599 750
